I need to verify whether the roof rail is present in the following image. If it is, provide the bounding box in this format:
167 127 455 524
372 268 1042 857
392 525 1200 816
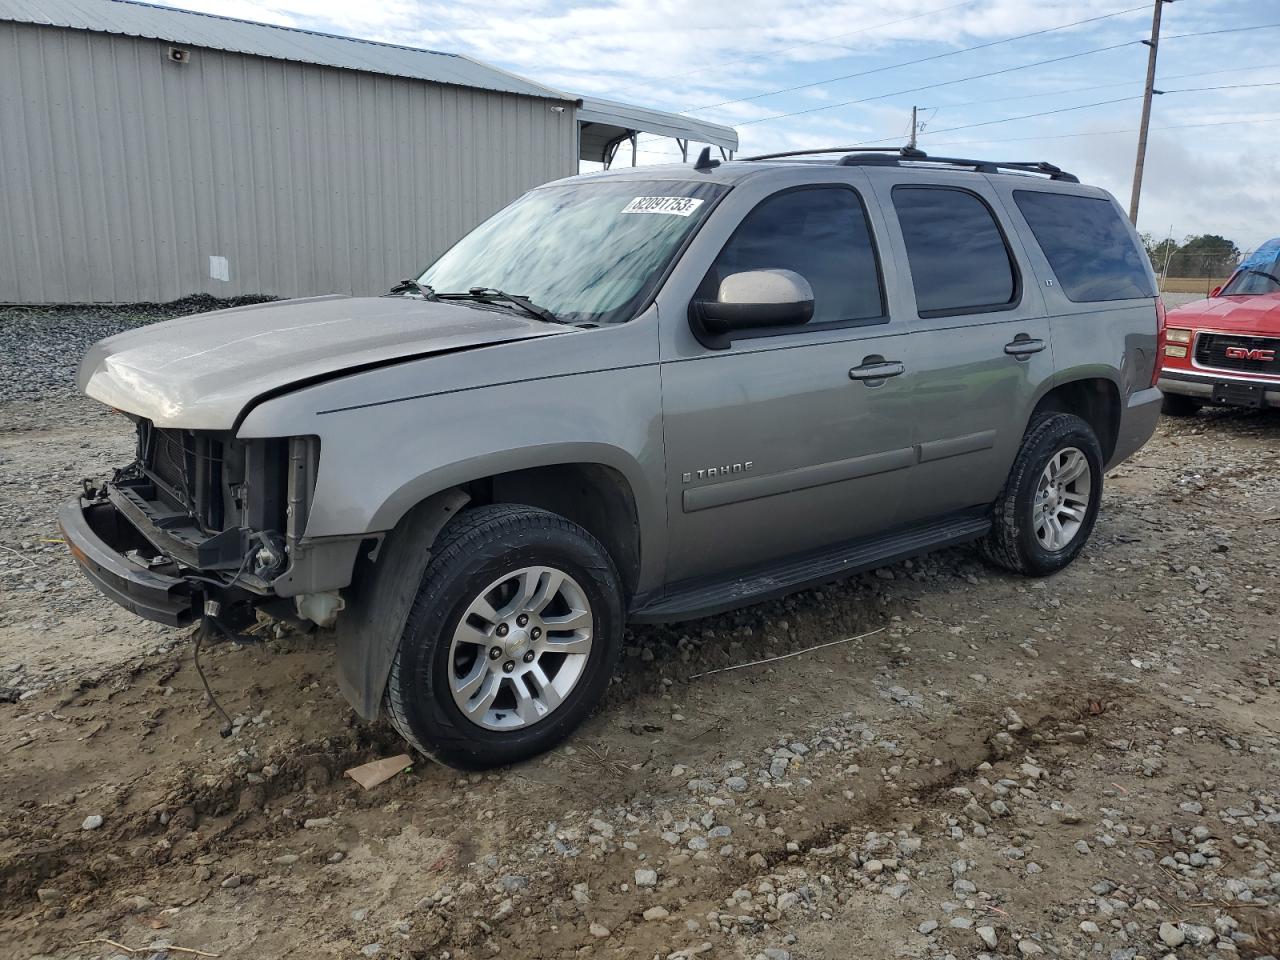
742 145 1078 183
740 145 925 162
838 149 1079 183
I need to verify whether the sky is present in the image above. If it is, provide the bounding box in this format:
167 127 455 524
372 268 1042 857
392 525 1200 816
152 0 1280 252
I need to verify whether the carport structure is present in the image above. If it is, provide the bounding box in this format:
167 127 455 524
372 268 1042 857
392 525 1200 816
578 96 739 168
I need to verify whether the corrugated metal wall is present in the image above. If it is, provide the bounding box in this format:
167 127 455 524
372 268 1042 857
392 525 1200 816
0 21 577 304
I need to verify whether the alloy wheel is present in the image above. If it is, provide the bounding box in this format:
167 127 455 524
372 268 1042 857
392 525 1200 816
447 565 594 730
1032 447 1092 551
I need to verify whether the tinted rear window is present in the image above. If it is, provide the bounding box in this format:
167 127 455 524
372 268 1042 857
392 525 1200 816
1013 191 1154 302
892 186 1018 316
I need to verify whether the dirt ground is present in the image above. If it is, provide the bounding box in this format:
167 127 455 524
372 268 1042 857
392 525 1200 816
1 389 1278 960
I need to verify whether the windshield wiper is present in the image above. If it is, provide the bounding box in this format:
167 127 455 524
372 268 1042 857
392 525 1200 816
386 278 438 300
1244 268 1280 286
437 287 565 325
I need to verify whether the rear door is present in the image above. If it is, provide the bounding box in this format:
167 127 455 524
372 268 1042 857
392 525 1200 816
656 171 915 584
863 172 1055 522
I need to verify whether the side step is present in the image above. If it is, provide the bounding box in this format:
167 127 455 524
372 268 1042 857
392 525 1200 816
629 512 992 624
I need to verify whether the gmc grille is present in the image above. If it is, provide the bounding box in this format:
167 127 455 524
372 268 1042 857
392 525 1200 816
1194 333 1280 377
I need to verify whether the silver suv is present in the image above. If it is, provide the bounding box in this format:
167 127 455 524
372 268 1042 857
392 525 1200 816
62 147 1163 768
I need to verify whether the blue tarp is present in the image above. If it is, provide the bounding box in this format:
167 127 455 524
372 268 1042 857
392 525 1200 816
1239 237 1280 271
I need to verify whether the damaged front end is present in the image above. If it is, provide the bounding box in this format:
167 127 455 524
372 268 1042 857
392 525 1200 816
60 417 356 630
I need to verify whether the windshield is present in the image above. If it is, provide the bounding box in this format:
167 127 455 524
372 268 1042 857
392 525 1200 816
1221 239 1280 295
418 179 727 325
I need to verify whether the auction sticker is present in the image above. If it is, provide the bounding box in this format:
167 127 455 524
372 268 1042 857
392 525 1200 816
621 196 705 216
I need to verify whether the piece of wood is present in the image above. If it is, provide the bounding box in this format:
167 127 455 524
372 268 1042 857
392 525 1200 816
344 754 413 790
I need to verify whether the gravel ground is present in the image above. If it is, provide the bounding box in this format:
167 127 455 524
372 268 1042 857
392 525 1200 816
0 302 1276 960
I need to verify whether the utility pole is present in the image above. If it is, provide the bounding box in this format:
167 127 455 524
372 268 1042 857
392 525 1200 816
1129 0 1172 224
909 105 918 149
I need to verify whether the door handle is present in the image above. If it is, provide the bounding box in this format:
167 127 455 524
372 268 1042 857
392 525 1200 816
848 360 905 381
1004 336 1046 359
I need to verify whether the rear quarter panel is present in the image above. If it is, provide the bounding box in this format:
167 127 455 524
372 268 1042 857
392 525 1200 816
987 178 1161 462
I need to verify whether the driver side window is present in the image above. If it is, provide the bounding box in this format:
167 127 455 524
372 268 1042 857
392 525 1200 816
697 185 885 327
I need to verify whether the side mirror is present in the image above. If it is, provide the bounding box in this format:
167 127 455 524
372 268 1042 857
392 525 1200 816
1209 285 1222 298
690 269 814 349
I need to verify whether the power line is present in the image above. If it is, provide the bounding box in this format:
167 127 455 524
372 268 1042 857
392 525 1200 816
735 39 1138 127
917 62 1276 110
682 4 1149 113
911 82 1280 140
731 21 1280 130
919 81 1280 138
920 114 1280 148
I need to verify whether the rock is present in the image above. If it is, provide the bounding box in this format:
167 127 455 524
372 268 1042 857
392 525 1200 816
725 776 749 793
221 875 242 889
360 944 381 957
35 887 62 904
963 800 992 825
1079 921 1100 936
918 920 938 935
863 859 885 875
762 950 791 960
1017 939 1043 955
643 906 670 921
634 868 658 888
303 817 333 829
977 926 998 948
589 922 610 938
499 874 528 892
1159 922 1186 948
81 814 103 830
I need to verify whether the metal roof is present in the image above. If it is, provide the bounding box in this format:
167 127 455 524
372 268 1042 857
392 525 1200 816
578 96 738 152
0 0 573 100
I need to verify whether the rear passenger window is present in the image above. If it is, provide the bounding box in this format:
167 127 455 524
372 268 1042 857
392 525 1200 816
701 186 884 326
1013 191 1155 301
892 186 1018 316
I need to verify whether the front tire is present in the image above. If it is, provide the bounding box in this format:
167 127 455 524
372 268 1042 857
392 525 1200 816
981 413 1104 576
383 504 624 769
1161 392 1202 417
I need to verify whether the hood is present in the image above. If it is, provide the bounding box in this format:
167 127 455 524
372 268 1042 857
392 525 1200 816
1167 293 1280 334
79 295 570 430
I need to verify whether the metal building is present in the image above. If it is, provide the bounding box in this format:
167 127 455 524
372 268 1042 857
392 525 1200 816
0 0 737 304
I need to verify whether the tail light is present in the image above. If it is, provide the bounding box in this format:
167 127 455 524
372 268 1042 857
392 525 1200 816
1152 296 1167 387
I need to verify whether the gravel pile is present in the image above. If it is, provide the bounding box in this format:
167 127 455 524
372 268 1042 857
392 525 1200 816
0 294 272 404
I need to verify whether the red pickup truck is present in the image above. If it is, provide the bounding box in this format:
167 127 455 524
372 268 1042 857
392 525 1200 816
1158 239 1280 414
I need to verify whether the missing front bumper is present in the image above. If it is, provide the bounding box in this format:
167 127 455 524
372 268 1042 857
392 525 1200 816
58 497 199 626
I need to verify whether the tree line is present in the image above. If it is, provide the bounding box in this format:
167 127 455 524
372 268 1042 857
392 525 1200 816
1140 233 1242 279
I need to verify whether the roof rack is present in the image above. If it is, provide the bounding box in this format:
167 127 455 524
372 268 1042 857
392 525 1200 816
740 146 921 161
742 145 1079 183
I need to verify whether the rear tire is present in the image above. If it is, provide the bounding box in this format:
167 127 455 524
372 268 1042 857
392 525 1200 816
383 504 624 769
981 413 1104 577
1161 392 1202 417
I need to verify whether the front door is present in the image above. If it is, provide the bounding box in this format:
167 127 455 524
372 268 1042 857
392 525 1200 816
658 180 915 584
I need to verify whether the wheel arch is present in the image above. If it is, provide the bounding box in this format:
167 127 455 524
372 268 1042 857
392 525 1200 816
367 448 652 601
1028 375 1121 463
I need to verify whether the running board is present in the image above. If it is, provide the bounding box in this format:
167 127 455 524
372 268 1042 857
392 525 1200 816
629 512 992 624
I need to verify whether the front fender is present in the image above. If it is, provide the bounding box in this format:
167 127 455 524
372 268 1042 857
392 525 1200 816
237 333 666 592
